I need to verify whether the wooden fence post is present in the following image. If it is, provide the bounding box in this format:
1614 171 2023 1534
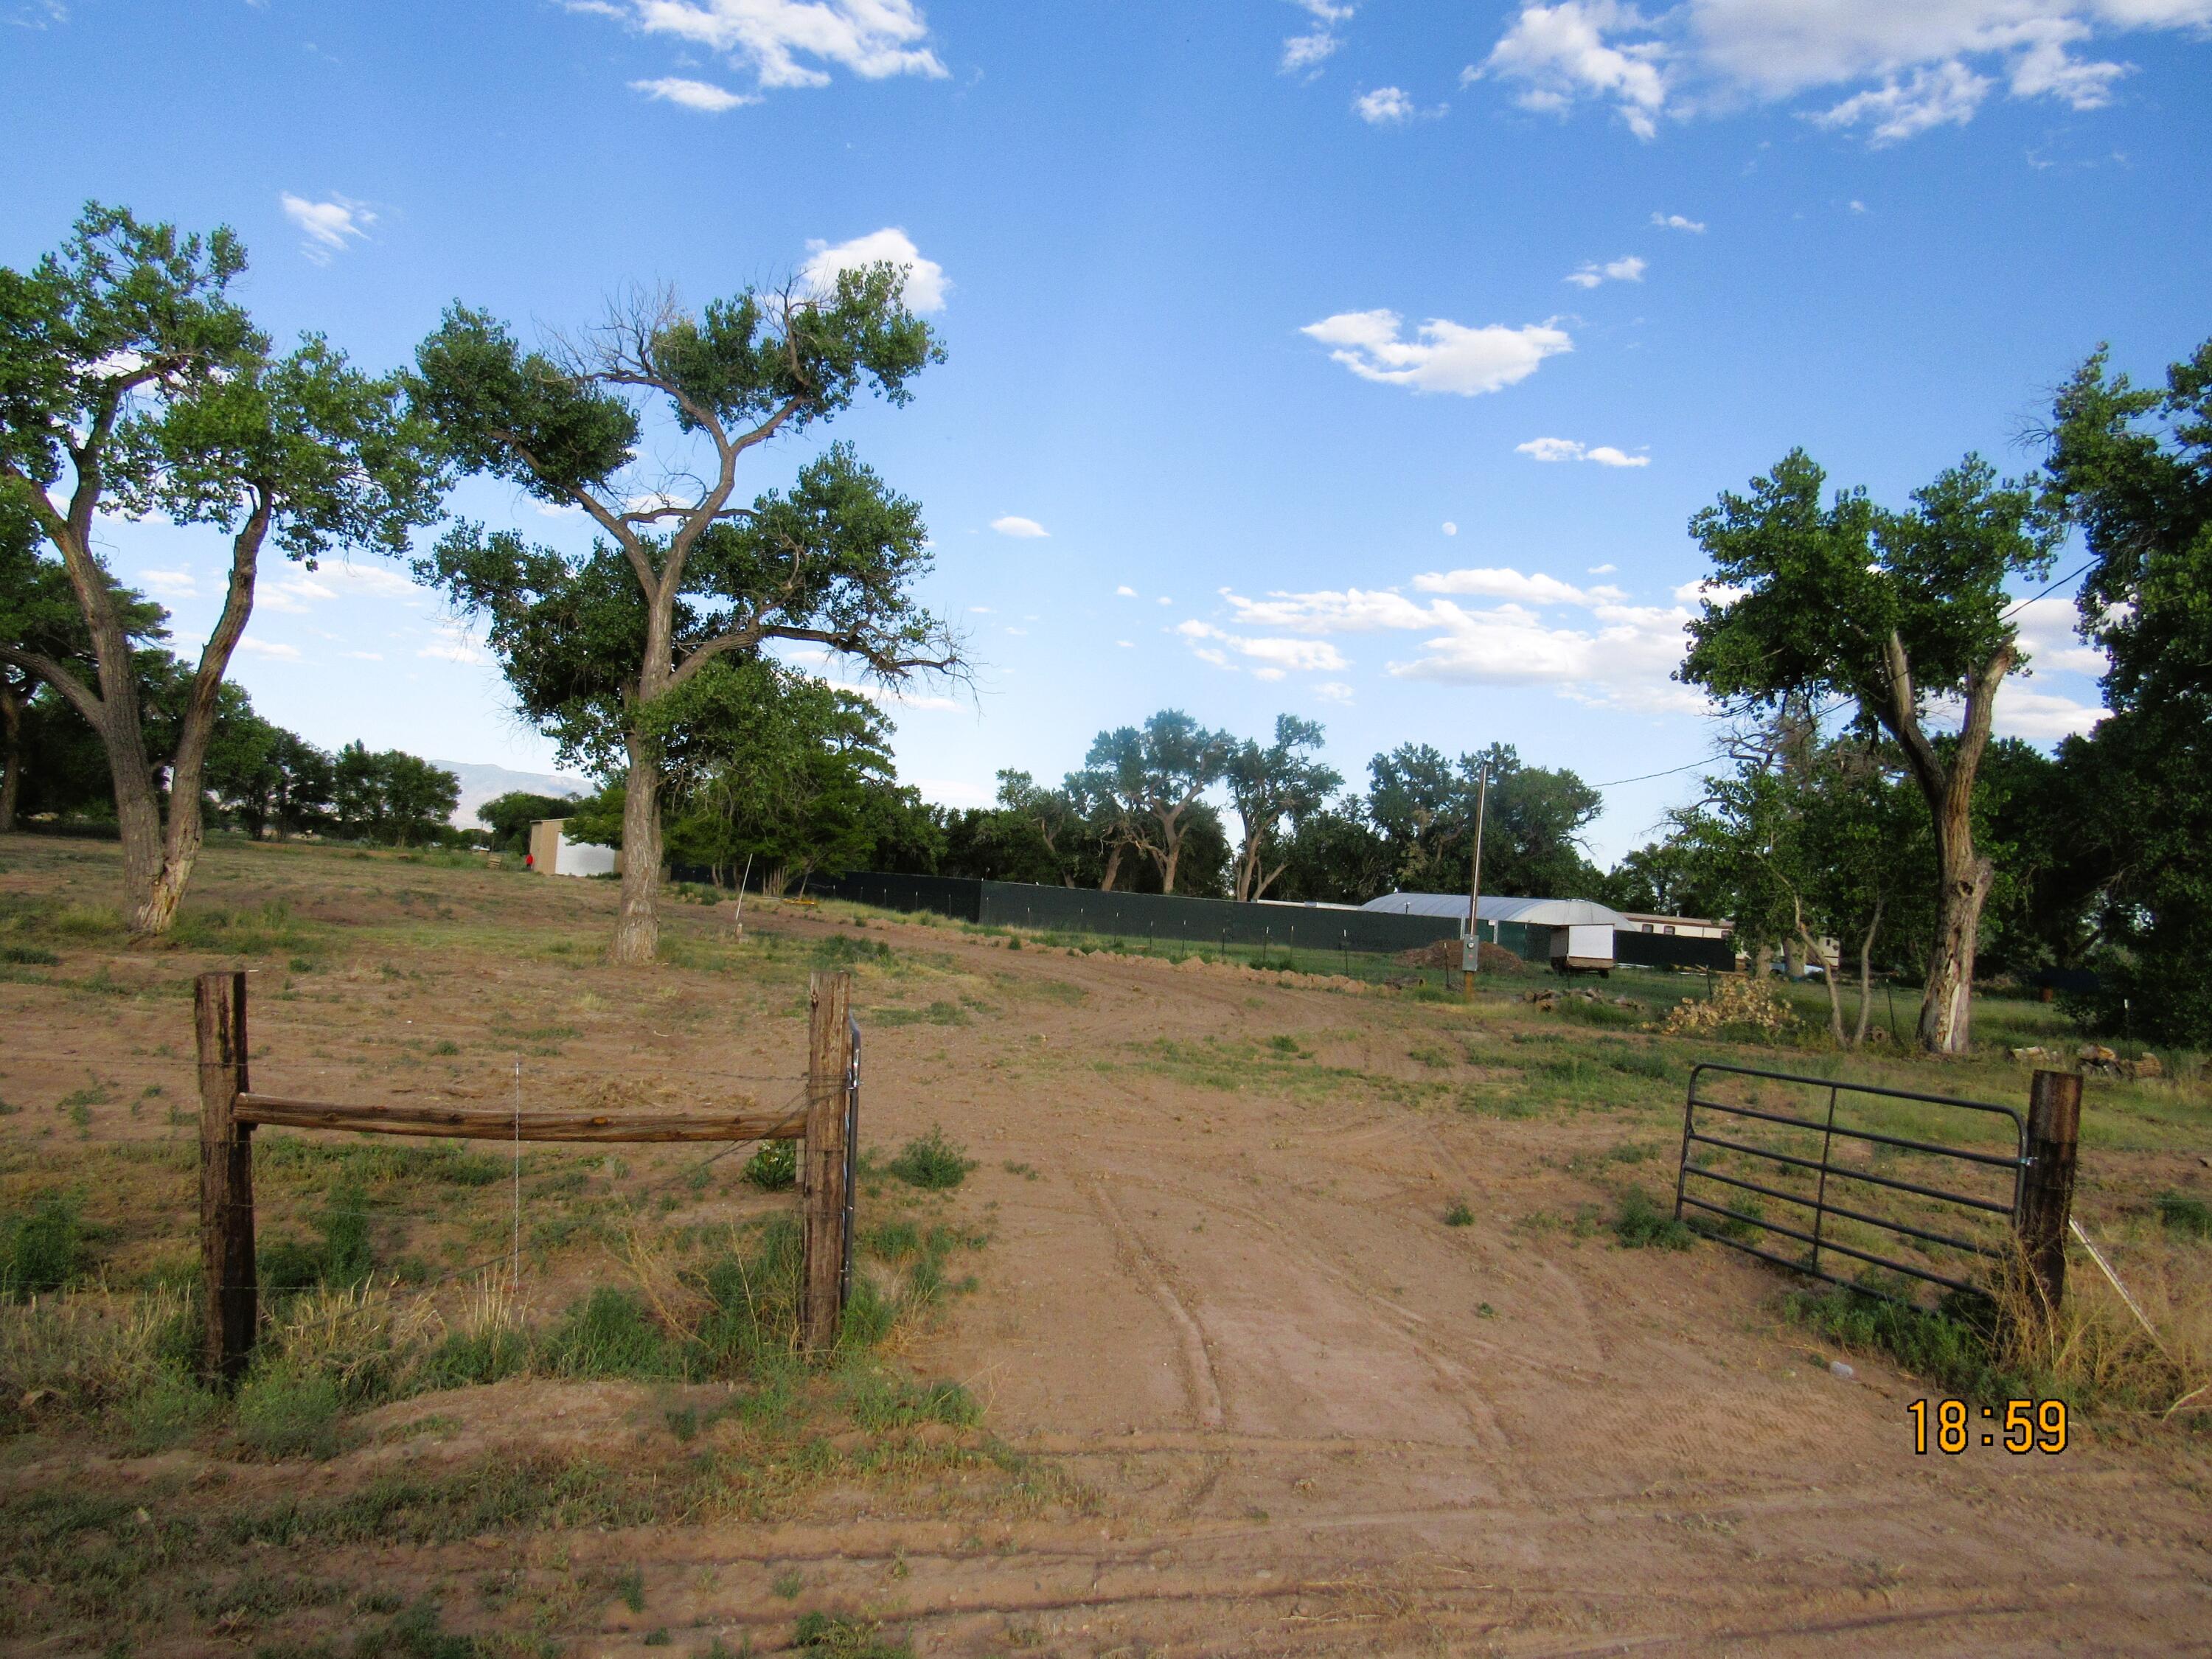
2020 1068 2082 1315
195 970 257 1388
800 970 853 1352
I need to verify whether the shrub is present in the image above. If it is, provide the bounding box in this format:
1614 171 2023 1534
1443 1200 1474 1228
886 1127 975 1192
743 1140 797 1192
1613 1190 1694 1250
1660 975 1795 1039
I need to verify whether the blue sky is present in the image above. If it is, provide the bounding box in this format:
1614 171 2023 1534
6 0 2209 861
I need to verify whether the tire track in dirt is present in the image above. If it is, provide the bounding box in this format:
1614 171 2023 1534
1077 1169 1226 1430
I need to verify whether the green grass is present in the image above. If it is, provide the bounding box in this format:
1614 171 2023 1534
1443 1199 1474 1228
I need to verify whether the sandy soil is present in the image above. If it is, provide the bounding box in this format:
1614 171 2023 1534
4 838 2209 1656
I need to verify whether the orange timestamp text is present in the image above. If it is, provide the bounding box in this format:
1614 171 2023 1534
1908 1397 2067 1455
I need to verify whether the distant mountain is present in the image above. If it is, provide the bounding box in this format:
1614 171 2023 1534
433 761 594 828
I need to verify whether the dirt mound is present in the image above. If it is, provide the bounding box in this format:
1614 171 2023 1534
1397 939 1528 973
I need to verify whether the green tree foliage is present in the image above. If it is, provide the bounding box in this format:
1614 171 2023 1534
330 742 460 846
1680 449 2061 1053
1667 719 1929 1046
1365 741 1603 902
1069 710 1234 894
655 661 904 894
476 790 579 855
2042 338 2212 1043
0 203 441 932
1225 715 1340 901
410 267 954 963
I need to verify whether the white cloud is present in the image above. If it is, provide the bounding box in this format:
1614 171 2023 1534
1413 567 1596 605
1651 212 1705 232
1116 639 1135 648
1473 1 1671 139
1176 619 1351 674
1584 445 1648 467
801 226 949 312
2010 594 2109 676
1565 254 1646 288
1850 198 1870 213
594 0 945 91
989 515 1048 538
967 605 992 613
1442 521 1458 536
1515 437 1649 467
1469 0 2193 145
238 638 302 661
1301 310 1571 396
279 193 374 265
630 75 756 111
136 568 196 598
1588 562 1618 574
1114 585 1138 597
1219 568 1705 706
1992 687 2105 739
418 621 490 665
1315 681 1355 703
1812 60 1992 143
1354 85 1414 122
341 650 385 661
1156 595 1173 605
1281 0 1354 73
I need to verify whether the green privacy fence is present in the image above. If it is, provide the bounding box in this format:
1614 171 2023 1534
802 871 1464 957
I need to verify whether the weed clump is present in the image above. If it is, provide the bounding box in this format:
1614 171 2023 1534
1613 1190 1694 1250
743 1139 798 1192
887 1127 975 1191
2156 1192 2212 1239
1 1194 86 1300
794 1611 912 1657
1443 1200 1475 1228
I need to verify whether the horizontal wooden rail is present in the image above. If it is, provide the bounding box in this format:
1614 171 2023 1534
234 1094 807 1144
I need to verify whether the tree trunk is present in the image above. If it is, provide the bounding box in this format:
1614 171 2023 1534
612 731 664 964
1161 830 1180 895
1099 841 1124 892
0 682 20 833
1852 897 1883 1048
1919 848 1991 1054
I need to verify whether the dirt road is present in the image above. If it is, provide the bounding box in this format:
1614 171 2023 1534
4 844 2208 1655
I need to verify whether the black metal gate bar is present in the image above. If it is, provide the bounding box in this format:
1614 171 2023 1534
1674 1061 2028 1303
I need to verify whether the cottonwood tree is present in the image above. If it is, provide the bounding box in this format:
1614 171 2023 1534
2042 339 2212 1042
1071 711 1233 894
411 269 953 962
1680 450 2060 1053
992 769 1088 886
1225 714 1340 901
0 204 440 931
1366 742 1601 900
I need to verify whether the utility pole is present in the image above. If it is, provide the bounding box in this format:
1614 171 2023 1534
1462 762 1488 997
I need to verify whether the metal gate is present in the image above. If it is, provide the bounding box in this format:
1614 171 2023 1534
1673 1062 2028 1301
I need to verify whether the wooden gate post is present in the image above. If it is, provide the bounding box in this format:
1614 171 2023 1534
800 971 853 1352
195 970 257 1388
2019 1068 2082 1315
